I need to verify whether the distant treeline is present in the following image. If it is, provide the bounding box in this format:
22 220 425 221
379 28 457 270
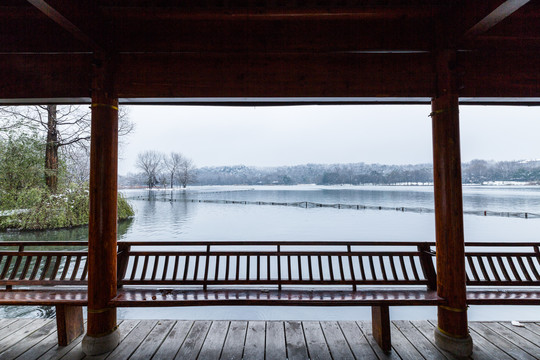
120 159 540 187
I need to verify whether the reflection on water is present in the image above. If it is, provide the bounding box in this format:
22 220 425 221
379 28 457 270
2 186 540 320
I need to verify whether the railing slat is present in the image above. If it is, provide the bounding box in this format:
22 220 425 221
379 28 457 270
151 255 160 281
477 256 490 281
298 256 303 281
194 255 201 281
183 256 191 281
50 256 62 281
347 246 356 290
214 255 220 281
225 255 230 281
19 256 32 280
141 255 150 281
328 256 335 281
358 256 366 281
60 255 72 281
409 255 419 281
318 256 324 281
379 256 388 281
308 256 313 281
130 256 140 281
246 255 251 281
399 256 409 281
486 257 501 282
389 256 398 281
287 255 292 281
81 257 88 280
0 255 13 279
39 256 52 281
506 256 522 281
527 257 540 280
516 256 532 282
172 255 179 281
467 256 480 282
8 254 23 280
496 256 511 281
162 255 169 281
235 255 240 281
369 256 377 280
70 256 81 281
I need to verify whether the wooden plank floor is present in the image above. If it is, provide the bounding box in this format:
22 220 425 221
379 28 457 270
1 319 540 359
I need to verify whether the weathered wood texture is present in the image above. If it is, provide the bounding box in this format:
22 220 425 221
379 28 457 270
372 305 391 352
2 319 540 359
86 56 119 338
431 50 468 340
1 1 539 102
55 304 83 346
2 240 540 301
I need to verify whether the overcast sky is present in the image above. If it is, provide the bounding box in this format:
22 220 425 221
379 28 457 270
118 105 540 175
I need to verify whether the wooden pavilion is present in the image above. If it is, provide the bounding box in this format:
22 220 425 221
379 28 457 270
1 0 539 357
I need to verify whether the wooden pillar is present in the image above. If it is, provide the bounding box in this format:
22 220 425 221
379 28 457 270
431 50 472 356
82 54 120 355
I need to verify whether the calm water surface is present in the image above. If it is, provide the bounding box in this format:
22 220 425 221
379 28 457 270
2 185 539 320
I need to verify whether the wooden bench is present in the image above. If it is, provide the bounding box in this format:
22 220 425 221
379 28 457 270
1 241 539 352
0 242 88 346
464 242 540 304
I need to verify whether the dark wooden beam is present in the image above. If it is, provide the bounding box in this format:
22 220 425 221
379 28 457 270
0 50 539 101
465 0 530 38
26 0 107 51
115 52 435 98
110 18 435 53
102 4 439 21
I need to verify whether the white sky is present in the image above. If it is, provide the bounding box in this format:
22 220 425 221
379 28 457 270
118 105 540 175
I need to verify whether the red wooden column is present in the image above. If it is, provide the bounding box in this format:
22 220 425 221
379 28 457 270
431 50 472 356
82 55 120 355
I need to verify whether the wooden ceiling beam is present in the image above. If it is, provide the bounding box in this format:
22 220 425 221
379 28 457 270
1 50 539 101
440 0 531 48
101 5 438 21
465 0 530 38
110 19 435 53
26 0 107 52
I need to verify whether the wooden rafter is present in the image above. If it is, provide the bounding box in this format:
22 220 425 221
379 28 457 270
465 0 530 38
26 0 106 51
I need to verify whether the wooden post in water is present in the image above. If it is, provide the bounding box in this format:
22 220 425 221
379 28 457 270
431 50 472 356
82 54 120 355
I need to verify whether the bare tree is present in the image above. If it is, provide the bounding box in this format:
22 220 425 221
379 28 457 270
164 152 184 189
136 151 163 189
178 157 197 188
63 147 91 186
0 105 133 192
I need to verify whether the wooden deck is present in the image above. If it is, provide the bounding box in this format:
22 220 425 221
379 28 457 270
1 319 540 360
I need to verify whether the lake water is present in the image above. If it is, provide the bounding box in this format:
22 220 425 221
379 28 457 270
2 185 540 321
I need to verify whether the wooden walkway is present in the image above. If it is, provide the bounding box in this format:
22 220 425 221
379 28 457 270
1 319 540 360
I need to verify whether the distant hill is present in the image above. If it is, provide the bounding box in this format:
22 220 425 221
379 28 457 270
120 159 540 187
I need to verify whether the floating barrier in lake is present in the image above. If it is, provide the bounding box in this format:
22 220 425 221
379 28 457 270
128 196 540 219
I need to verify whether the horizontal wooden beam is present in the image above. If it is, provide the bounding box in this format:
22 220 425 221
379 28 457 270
0 50 539 101
102 4 439 21
0 54 92 99
111 19 434 53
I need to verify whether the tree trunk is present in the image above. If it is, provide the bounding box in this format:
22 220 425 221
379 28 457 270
45 105 59 193
170 173 174 189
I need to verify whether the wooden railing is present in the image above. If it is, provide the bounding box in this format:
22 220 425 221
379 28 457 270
1 241 539 289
